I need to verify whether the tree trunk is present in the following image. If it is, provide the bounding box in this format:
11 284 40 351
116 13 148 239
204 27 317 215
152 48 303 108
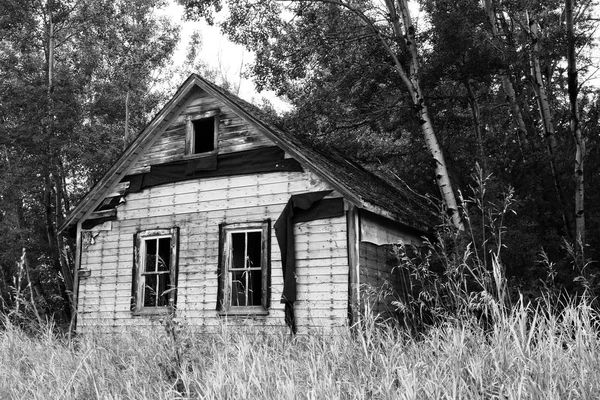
397 0 463 229
566 0 585 247
465 79 488 173
124 84 131 148
483 0 530 153
529 18 574 239
23 248 44 326
46 5 72 320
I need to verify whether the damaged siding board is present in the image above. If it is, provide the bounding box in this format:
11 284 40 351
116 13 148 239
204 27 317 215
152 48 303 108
359 242 410 318
77 171 340 332
357 211 422 319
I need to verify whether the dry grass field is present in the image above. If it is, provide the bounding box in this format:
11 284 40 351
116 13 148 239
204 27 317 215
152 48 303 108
1 298 599 400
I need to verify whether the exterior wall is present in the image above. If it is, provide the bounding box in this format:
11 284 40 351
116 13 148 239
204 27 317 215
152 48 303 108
294 216 349 333
359 242 406 318
358 211 423 319
77 171 349 333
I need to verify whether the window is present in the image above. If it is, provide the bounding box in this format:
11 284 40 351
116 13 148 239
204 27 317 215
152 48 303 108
186 110 219 156
132 228 178 314
219 221 270 314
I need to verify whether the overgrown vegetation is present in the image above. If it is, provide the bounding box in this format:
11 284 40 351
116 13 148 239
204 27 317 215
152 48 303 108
2 296 599 399
2 174 600 399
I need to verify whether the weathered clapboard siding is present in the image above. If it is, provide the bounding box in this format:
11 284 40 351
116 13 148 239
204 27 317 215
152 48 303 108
359 242 411 318
357 211 424 319
294 216 348 333
77 170 348 333
129 91 273 174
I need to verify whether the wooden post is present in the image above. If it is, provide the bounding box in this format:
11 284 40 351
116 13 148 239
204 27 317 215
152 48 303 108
346 202 360 328
69 221 83 339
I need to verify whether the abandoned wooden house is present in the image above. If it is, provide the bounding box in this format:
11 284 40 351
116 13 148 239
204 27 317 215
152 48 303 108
59 74 434 334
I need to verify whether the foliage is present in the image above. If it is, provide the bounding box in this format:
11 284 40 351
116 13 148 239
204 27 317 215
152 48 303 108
0 0 179 324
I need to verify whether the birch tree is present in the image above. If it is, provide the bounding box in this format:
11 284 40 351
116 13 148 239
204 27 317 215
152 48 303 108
566 0 586 247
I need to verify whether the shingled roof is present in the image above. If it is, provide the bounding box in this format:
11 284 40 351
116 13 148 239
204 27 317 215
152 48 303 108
60 74 436 234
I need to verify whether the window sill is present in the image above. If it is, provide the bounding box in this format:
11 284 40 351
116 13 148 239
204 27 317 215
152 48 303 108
219 307 269 318
183 151 218 159
132 307 173 317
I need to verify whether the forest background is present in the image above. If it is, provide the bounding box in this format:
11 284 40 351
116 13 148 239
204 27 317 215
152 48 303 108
1 0 599 326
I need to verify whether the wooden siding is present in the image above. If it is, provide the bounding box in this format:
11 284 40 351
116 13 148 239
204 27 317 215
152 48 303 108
129 91 273 174
360 210 423 247
77 171 348 333
359 242 412 319
357 211 423 320
294 216 349 333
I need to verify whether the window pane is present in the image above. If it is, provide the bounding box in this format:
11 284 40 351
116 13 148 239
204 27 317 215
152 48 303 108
231 270 246 306
247 231 262 269
157 273 171 306
157 238 171 272
145 239 157 272
231 232 245 270
144 274 157 307
248 269 262 306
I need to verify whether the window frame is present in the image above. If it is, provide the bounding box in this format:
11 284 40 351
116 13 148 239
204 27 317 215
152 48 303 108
185 110 219 157
218 221 270 316
132 227 179 315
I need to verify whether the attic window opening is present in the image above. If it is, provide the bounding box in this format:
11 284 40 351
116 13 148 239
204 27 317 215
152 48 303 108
193 117 215 153
186 112 219 156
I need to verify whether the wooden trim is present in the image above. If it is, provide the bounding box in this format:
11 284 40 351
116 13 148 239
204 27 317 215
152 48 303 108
89 209 117 220
170 227 179 309
185 110 220 156
217 223 226 311
218 307 269 317
132 307 172 317
264 219 271 309
132 227 179 314
219 220 271 314
106 181 130 197
346 203 360 327
131 232 141 311
70 221 83 334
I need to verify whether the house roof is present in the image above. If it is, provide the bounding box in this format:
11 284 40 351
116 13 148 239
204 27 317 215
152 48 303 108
59 74 436 234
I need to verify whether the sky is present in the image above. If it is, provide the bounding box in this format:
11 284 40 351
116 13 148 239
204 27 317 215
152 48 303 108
161 2 290 111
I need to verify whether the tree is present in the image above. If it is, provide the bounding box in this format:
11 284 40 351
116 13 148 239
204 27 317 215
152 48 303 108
566 0 586 247
0 0 179 323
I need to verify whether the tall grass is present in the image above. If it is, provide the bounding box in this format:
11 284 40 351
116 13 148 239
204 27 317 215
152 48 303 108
1 299 599 399
3 169 599 399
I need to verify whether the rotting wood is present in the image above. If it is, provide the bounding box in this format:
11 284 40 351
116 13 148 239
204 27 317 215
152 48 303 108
346 203 360 327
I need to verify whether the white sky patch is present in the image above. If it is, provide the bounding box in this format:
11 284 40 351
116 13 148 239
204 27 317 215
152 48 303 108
160 2 291 112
